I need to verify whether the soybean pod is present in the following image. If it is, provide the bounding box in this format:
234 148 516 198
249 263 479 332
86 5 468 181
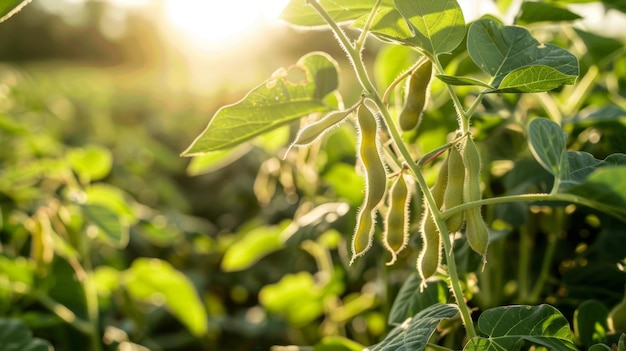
383 171 411 265
398 57 433 131
442 144 465 232
350 106 387 264
417 207 442 282
462 136 489 258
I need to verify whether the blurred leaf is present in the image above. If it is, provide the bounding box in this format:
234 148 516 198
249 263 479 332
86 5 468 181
566 166 626 220
0 0 31 23
388 273 449 325
92 266 121 299
573 300 609 348
259 272 325 327
367 304 459 351
564 105 626 127
528 118 569 181
186 144 252 176
323 163 363 206
516 2 582 24
491 65 577 93
563 151 626 188
182 52 339 155
464 305 577 351
620 334 626 351
394 0 466 56
221 224 286 272
0 255 34 288
573 29 624 65
609 288 626 332
468 18 578 89
314 336 364 351
0 319 52 351
588 344 612 351
374 45 421 92
280 0 395 27
124 258 207 336
81 204 129 248
67 144 113 182
436 75 493 88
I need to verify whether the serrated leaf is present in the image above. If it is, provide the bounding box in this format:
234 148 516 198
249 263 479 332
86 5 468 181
467 18 578 88
528 118 568 180
436 75 493 88
516 2 582 24
124 258 207 336
0 319 52 351
394 0 466 55
81 204 129 248
280 0 395 27
0 0 31 23
491 65 577 93
367 304 458 351
388 273 449 325
464 305 577 351
182 52 339 155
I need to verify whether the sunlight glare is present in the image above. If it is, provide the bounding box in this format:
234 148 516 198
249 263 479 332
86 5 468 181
164 0 290 52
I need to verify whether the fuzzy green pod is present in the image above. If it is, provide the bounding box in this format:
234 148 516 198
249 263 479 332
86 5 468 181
350 107 387 264
431 155 449 208
398 58 432 131
442 144 465 232
462 137 489 257
290 108 354 148
383 172 411 265
417 207 442 282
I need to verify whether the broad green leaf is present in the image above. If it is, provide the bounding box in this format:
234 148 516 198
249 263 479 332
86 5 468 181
124 258 207 336
566 166 626 220
528 118 569 181
588 344 612 351
280 0 395 27
436 75 493 88
81 204 129 248
464 305 577 351
367 304 458 351
563 151 626 188
491 65 577 93
259 272 325 327
388 273 449 325
394 0 466 56
186 143 252 176
573 29 624 65
467 18 578 88
0 319 52 351
564 105 626 127
353 8 414 42
0 0 31 23
573 300 609 348
182 52 339 155
516 2 582 24
221 224 285 272
314 336 364 351
67 144 113 182
84 184 136 224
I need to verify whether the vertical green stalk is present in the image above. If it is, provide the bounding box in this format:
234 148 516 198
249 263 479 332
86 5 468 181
517 224 532 303
307 0 477 339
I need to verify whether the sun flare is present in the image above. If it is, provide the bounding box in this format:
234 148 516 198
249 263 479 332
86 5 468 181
163 0 290 52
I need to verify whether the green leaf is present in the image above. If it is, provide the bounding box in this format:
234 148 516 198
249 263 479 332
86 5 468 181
573 300 609 348
394 0 466 55
573 29 624 65
182 52 339 155
588 344 612 351
353 8 414 42
280 0 395 27
566 166 626 220
564 105 626 127
186 144 252 176
0 319 52 351
464 305 577 351
368 304 458 351
374 45 421 93
436 75 493 88
67 144 113 182
388 273 449 325
84 184 136 224
314 336 364 351
528 118 569 181
564 151 626 188
221 225 285 272
491 65 577 93
619 333 626 351
81 204 129 248
0 0 31 23
124 258 207 336
467 18 578 88
516 2 582 24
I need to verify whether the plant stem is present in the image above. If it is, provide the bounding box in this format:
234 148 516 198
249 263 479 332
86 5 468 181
517 224 532 302
308 0 478 338
528 208 563 303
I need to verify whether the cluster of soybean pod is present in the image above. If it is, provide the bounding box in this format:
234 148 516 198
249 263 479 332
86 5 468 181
290 55 489 285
